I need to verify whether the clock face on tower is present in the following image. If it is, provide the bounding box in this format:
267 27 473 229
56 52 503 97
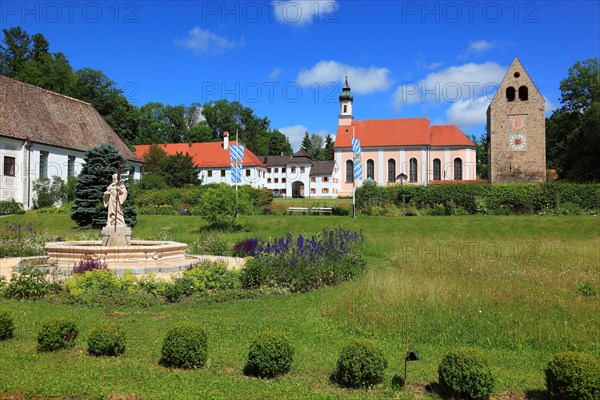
509 133 527 151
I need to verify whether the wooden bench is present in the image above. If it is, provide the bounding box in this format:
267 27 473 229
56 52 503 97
311 207 332 215
288 207 309 214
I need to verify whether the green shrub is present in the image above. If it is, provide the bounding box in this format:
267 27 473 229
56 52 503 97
244 330 294 378
194 184 253 228
355 182 600 215
335 340 388 388
545 352 600 400
87 324 126 357
4 267 52 300
37 318 78 352
161 323 208 369
0 309 15 340
438 348 496 400
0 199 24 215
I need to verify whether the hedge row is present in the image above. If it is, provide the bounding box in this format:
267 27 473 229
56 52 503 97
356 183 600 214
134 183 273 215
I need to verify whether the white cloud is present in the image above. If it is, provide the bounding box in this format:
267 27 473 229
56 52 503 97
446 96 491 129
544 96 557 115
392 62 505 111
279 125 333 151
279 125 309 151
467 40 494 53
458 40 495 59
272 0 339 25
174 26 244 56
268 68 282 80
296 60 392 94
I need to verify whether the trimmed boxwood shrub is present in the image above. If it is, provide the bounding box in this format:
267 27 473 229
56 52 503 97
335 340 388 388
438 348 496 400
87 324 126 357
0 309 15 340
244 330 294 378
545 352 600 400
356 182 600 214
161 322 208 369
37 318 78 352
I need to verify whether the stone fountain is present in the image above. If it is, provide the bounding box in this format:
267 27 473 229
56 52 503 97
44 173 190 275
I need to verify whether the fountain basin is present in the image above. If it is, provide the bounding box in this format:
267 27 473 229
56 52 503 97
45 240 188 270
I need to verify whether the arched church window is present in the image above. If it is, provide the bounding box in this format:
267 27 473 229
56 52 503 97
387 159 396 182
506 87 515 102
519 86 528 101
345 160 353 183
367 159 374 179
454 158 463 180
409 158 418 182
343 104 347 113
433 158 441 181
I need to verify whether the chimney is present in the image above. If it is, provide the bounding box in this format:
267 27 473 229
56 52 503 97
223 131 229 150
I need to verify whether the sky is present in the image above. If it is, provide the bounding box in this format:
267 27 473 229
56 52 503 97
2 0 599 150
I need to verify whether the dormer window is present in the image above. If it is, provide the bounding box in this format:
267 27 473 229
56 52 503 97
518 86 528 101
506 87 515 102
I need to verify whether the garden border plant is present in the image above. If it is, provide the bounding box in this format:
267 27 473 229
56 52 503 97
244 330 294 378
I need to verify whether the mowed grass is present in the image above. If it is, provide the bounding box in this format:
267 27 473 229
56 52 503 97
0 213 599 399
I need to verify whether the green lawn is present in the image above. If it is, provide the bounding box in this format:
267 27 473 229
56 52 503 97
1 213 599 399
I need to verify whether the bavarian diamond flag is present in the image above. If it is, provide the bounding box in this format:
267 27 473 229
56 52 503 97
230 145 245 184
351 137 363 180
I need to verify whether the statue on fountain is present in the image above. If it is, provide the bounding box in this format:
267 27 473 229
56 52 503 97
101 172 132 247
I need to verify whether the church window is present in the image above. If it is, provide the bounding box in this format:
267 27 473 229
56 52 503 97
387 159 396 182
409 158 418 182
454 158 463 180
366 159 374 179
343 104 347 113
68 156 75 178
514 72 520 78
39 151 48 179
519 86 528 101
346 160 353 183
3 156 15 177
506 87 515 102
433 158 441 181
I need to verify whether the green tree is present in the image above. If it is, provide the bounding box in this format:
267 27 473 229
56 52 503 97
70 144 137 228
161 152 201 187
196 185 252 228
470 133 488 180
300 131 311 153
0 27 31 77
546 58 600 181
201 99 292 156
323 134 335 160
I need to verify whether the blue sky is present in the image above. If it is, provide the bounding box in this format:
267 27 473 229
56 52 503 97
2 0 599 150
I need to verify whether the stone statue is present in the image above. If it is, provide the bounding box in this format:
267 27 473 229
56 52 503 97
103 173 127 228
101 173 131 246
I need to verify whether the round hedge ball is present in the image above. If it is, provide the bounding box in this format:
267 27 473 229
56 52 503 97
87 323 126 357
0 309 15 340
335 340 388 388
438 347 496 400
37 318 78 352
244 330 294 378
545 351 600 400
161 322 208 369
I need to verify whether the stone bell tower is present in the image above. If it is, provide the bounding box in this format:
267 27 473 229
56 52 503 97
487 57 546 183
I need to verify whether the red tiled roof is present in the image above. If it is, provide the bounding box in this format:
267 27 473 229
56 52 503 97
134 142 266 169
430 125 475 147
334 118 474 148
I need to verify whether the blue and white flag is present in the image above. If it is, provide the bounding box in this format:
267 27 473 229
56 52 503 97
351 137 362 180
230 145 245 184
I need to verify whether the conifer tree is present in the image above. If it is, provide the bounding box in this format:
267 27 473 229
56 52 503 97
70 144 137 228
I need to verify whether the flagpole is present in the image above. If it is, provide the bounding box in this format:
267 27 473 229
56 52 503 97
235 129 239 219
352 124 356 219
